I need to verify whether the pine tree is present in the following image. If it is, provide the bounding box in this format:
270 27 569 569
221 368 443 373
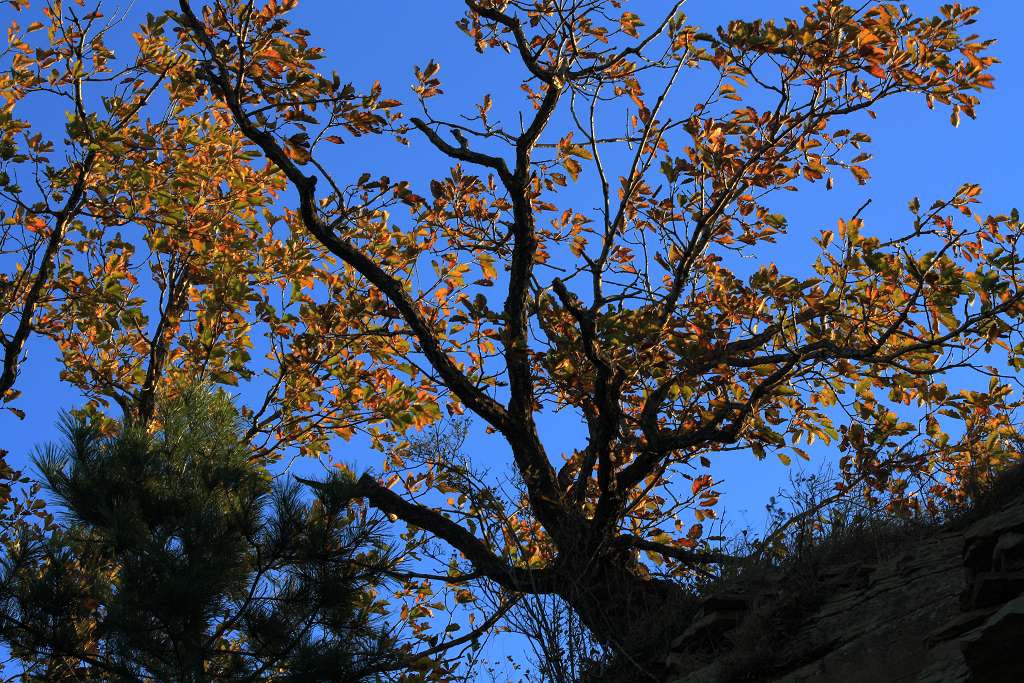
0 387 401 682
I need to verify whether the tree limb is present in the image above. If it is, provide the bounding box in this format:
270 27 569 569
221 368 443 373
352 473 560 594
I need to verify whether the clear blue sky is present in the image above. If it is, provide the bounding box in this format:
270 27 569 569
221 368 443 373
294 0 1024 522
338 1 1012 505
9 0 1022 507
3 0 1024 676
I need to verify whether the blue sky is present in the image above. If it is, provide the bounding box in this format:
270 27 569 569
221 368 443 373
289 0 1024 522
3 0 1024 675
8 0 1022 505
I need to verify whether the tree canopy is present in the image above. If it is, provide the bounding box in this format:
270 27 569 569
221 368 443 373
1 0 1022 675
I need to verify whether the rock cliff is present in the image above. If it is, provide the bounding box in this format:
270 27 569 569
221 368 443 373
662 496 1024 682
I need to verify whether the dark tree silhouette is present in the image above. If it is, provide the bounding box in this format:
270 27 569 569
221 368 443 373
0 387 401 682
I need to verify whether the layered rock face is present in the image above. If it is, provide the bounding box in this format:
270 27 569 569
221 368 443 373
664 499 1024 683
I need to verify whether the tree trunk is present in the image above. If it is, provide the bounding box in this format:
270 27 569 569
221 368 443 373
554 553 697 667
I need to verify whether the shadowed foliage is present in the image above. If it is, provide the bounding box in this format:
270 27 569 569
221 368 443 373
0 387 401 682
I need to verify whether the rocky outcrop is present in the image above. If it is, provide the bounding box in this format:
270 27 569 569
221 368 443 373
663 498 1024 682
920 498 1024 682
